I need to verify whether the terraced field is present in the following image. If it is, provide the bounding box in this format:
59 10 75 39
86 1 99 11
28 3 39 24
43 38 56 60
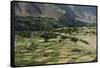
15 27 97 66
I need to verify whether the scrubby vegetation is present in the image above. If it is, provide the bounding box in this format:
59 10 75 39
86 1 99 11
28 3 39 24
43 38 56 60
15 16 97 66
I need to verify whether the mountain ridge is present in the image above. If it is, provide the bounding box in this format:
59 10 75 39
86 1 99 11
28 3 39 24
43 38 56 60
15 2 96 28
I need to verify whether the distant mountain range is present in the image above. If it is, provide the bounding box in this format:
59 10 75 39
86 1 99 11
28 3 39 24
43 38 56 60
15 2 97 27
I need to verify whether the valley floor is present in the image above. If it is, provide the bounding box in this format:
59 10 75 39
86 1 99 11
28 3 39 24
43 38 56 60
15 27 97 66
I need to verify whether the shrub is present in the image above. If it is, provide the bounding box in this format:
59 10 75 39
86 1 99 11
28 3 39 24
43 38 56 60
18 32 31 38
80 39 89 45
40 32 57 42
91 31 96 35
71 37 78 42
71 48 82 52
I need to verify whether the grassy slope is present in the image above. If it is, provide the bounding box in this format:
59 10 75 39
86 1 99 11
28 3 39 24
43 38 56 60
15 27 96 66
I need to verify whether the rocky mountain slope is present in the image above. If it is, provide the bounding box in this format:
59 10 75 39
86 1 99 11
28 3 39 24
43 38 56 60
14 2 97 27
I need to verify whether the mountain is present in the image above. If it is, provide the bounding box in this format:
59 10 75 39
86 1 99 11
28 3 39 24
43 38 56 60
15 2 97 27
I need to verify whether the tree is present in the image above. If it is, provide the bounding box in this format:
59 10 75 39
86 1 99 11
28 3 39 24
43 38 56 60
40 32 49 42
40 32 57 42
18 32 31 38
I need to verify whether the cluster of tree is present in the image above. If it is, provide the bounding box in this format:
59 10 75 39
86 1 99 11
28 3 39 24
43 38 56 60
52 27 79 35
15 16 92 44
85 30 96 35
16 31 32 38
40 32 58 42
15 16 63 31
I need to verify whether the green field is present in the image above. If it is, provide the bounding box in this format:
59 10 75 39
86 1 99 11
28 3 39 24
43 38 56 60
15 26 96 66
